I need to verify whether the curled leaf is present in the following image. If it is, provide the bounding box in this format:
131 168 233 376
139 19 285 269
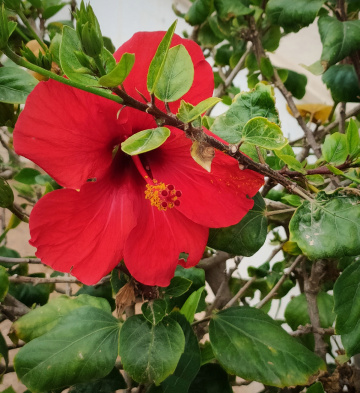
190 140 215 172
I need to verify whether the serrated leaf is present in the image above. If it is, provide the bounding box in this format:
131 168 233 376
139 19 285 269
177 97 221 123
14 168 41 185
142 299 167 325
289 191 360 260
147 21 177 93
208 192 267 257
119 315 185 385
241 116 287 149
322 132 348 165
0 67 38 104
98 53 135 87
334 262 360 356
60 26 99 86
161 312 201 393
319 16 360 70
154 45 194 102
11 294 111 342
322 64 360 103
210 83 279 143
210 307 325 387
0 265 9 301
14 306 120 393
180 286 205 323
266 0 325 33
121 127 170 155
163 276 192 298
190 140 215 172
346 118 360 158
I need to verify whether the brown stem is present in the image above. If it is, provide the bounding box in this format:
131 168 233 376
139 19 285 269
279 161 357 178
225 276 257 308
8 203 29 223
339 102 346 133
0 256 41 264
1 294 30 320
291 324 335 337
303 260 328 361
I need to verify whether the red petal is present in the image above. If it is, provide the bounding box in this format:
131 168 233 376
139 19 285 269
14 80 128 189
124 201 208 287
146 128 264 228
114 31 214 112
29 167 140 285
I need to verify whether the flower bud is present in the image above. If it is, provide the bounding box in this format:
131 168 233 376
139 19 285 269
74 1 103 58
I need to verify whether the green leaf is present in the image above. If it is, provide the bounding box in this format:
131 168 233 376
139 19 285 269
68 368 126 392
142 299 168 325
121 127 170 156
283 70 307 99
185 0 213 25
242 117 288 149
334 262 360 356
154 44 194 102
0 387 16 393
260 57 274 79
208 193 267 256
98 53 135 87
60 26 99 86
281 194 302 207
274 150 306 173
119 315 185 385
161 312 201 393
322 64 360 103
0 330 8 375
266 0 325 33
147 21 177 93
322 132 348 165
14 168 41 185
289 191 360 260
14 306 120 393
42 0 67 19
180 286 205 323
163 276 192 298
210 83 279 143
346 118 360 158
0 67 38 104
307 382 325 393
262 25 281 52
319 16 360 70
189 363 232 393
11 294 111 342
177 97 221 123
214 0 253 20
209 307 325 387
0 265 9 301
0 178 14 208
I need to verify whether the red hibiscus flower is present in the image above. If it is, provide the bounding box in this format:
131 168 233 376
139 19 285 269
13 31 264 287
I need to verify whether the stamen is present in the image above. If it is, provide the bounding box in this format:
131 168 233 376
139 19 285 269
144 180 182 211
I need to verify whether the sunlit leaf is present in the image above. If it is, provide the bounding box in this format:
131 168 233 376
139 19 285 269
121 127 170 155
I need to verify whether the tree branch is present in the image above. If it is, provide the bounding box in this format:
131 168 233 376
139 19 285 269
8 274 111 285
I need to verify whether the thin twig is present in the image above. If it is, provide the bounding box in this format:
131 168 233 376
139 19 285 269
256 255 304 309
0 256 41 264
225 276 257 309
8 274 111 285
291 324 335 337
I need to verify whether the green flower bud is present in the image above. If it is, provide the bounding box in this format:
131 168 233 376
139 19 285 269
74 0 103 58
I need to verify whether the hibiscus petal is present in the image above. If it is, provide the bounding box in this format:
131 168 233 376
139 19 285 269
146 128 264 228
14 79 128 189
114 31 214 112
29 166 139 285
124 200 208 287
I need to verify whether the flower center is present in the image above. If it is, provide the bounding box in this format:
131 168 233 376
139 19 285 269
145 180 182 211
131 155 182 211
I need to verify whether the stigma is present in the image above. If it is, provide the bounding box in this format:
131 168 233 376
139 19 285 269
145 180 182 211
